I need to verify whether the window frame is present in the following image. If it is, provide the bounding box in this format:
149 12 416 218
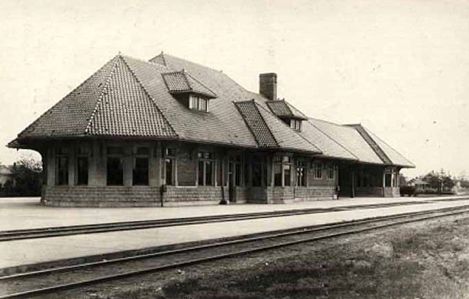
197 151 215 186
327 164 335 180
189 95 209 112
311 162 323 179
132 146 149 186
106 146 124 186
55 147 69 186
296 160 307 187
163 147 176 186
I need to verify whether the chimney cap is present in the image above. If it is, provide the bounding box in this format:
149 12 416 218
259 73 277 77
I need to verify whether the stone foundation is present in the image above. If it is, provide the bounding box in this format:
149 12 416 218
42 185 338 207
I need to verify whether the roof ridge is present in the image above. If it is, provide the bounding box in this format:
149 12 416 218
151 52 222 73
307 119 360 160
85 55 121 134
120 56 178 138
308 117 357 129
349 124 392 164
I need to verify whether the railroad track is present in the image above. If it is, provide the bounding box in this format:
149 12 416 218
1 197 467 242
1 205 469 299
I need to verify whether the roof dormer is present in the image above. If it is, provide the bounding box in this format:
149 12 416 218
162 70 216 112
266 99 308 132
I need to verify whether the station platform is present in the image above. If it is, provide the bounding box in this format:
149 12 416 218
0 195 462 231
0 195 468 272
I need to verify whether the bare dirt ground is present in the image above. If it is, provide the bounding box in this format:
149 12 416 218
56 214 469 299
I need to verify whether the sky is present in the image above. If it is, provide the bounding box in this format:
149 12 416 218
0 0 468 179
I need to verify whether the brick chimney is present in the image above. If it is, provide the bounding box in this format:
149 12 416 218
259 73 277 101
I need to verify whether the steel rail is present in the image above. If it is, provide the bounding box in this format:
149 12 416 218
2 197 467 242
1 205 469 299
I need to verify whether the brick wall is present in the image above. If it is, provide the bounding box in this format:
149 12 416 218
294 186 335 201
43 185 226 207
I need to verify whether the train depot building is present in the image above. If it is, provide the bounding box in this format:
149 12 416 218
8 53 414 207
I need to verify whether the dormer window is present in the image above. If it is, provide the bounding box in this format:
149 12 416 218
162 70 217 112
265 99 307 132
290 119 302 131
189 95 209 112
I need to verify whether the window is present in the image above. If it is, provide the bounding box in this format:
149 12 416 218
290 119 302 131
274 156 282 186
252 161 261 187
56 148 69 185
385 173 392 187
296 161 306 187
198 151 215 186
229 155 242 187
164 147 176 185
107 147 124 186
76 145 89 185
274 155 292 187
133 147 149 185
312 162 322 179
189 95 209 112
76 157 88 185
327 165 335 180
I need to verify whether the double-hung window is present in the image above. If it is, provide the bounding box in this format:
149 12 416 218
312 162 323 179
189 95 209 112
198 151 215 186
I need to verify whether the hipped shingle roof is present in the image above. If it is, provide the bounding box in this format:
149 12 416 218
9 52 414 168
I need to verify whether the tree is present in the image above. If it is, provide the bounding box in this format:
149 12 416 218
10 158 43 196
422 170 455 193
399 174 408 186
